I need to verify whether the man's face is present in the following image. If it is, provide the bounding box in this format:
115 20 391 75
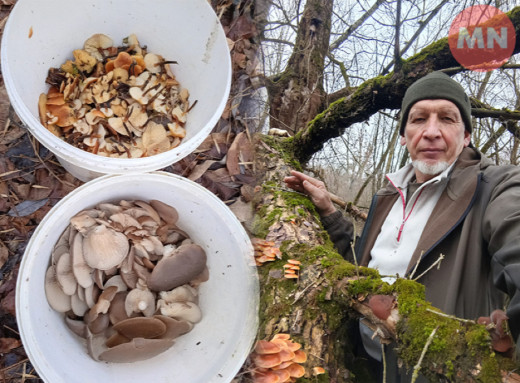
400 99 471 182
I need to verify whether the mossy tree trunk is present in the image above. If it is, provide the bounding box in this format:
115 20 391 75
265 0 332 136
244 135 520 383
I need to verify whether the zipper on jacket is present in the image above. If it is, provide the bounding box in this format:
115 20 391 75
386 176 426 243
404 172 483 277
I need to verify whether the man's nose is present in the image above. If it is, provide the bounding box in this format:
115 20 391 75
422 115 442 138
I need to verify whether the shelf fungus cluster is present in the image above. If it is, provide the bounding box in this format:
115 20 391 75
252 238 281 266
38 33 193 158
250 334 307 383
44 199 209 363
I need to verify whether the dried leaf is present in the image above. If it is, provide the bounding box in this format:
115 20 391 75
188 160 217 181
0 84 9 133
228 14 258 40
199 174 239 201
0 289 15 316
228 198 253 225
0 244 8 270
232 52 247 69
226 131 253 176
0 338 21 353
8 198 48 217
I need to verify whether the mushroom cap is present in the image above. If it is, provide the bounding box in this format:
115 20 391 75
108 291 130 325
368 294 396 321
113 317 166 339
292 349 307 363
82 225 129 270
252 352 282 369
86 312 110 334
70 293 89 317
159 285 198 304
55 251 77 296
254 340 281 355
284 362 305 378
154 315 193 339
125 288 155 317
148 244 207 292
64 316 87 338
71 232 94 289
252 370 281 383
159 301 202 324
98 337 174 363
149 200 179 224
45 266 72 313
105 332 131 348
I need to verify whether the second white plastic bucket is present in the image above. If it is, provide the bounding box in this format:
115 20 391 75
17 172 259 382
1 0 231 181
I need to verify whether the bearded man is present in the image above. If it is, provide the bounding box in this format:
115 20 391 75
284 71 520 382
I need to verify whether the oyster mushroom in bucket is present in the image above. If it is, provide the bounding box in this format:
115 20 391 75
17 172 259 382
43 198 211 363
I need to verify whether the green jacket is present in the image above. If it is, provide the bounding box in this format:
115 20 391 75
323 147 520 363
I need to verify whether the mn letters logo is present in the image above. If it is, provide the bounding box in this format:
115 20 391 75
448 5 515 72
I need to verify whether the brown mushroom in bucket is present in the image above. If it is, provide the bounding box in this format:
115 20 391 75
147 244 207 292
98 337 175 363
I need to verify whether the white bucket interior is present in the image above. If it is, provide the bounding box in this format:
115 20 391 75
1 0 231 181
17 172 259 383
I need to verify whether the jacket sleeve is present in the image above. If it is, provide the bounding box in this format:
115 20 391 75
321 210 355 262
483 166 520 344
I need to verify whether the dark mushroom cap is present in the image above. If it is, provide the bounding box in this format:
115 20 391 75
148 244 207 292
154 315 193 339
98 337 175 363
113 317 166 339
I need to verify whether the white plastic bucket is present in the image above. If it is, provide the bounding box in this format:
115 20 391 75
17 172 259 383
1 0 231 182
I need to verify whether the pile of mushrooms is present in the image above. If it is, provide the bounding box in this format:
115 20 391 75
44 199 209 363
38 33 193 158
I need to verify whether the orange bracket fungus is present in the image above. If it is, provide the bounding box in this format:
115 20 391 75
250 334 307 383
252 238 282 266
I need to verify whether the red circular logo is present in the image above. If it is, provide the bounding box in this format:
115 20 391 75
448 5 515 72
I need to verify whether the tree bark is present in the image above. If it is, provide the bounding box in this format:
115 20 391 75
266 0 333 136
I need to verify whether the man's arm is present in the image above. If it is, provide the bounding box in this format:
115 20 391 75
483 166 520 348
284 171 355 260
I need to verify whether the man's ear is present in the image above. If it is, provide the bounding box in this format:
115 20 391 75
400 136 406 146
463 130 471 147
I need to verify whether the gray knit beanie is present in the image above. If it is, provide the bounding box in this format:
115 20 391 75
399 71 472 136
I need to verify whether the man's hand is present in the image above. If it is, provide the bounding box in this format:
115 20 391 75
477 309 514 356
284 170 336 217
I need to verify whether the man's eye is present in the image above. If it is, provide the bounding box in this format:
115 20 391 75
411 117 424 123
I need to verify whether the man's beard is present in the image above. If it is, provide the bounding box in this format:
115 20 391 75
412 160 449 176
